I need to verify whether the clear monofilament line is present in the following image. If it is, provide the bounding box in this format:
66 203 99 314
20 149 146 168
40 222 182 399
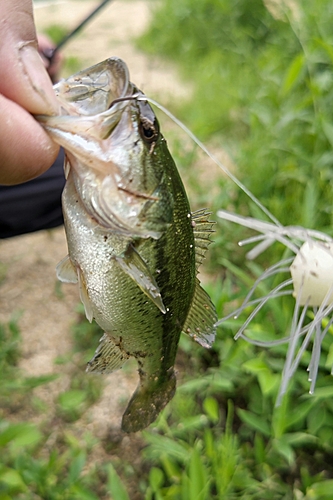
139 96 283 227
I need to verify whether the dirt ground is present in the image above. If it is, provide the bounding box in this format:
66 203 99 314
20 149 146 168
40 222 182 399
0 0 188 436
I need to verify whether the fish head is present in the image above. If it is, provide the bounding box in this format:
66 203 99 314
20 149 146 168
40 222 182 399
37 58 173 238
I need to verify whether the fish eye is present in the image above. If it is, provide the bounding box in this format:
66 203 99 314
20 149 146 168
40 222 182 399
139 116 160 145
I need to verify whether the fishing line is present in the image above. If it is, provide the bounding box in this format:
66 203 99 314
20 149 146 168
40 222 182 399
137 95 283 228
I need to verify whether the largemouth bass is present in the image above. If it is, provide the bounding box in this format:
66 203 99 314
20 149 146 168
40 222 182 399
37 58 217 432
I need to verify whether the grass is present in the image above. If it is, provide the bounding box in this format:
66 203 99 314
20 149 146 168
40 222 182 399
0 313 147 499
134 0 333 498
3 0 333 498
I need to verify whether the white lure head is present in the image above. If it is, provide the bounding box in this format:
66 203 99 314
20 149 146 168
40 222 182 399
290 241 333 307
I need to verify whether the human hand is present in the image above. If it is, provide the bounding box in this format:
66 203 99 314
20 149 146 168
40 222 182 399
0 0 60 185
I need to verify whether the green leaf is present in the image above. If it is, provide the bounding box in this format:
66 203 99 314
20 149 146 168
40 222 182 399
149 467 164 492
322 120 333 149
301 180 319 228
23 374 59 389
160 455 182 482
272 437 295 465
0 423 42 449
307 405 327 434
304 385 333 401
69 452 86 483
144 434 190 463
283 432 318 446
70 484 100 500
0 468 27 492
257 371 279 396
188 447 209 500
282 400 315 429
237 409 270 437
306 479 333 499
281 52 305 95
203 397 219 423
58 390 87 410
242 358 268 373
106 464 130 500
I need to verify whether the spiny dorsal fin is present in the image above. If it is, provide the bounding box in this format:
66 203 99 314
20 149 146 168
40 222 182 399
86 333 130 374
182 278 217 348
191 209 215 271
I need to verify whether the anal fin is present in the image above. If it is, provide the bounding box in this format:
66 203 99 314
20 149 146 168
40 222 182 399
182 278 217 348
86 333 130 374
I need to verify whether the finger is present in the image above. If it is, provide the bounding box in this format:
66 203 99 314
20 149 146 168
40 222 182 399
0 0 59 115
0 94 59 185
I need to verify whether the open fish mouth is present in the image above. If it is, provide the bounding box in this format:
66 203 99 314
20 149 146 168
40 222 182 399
36 57 136 145
54 57 132 116
36 58 166 239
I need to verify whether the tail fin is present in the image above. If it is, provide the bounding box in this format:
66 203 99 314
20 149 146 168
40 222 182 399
121 371 176 433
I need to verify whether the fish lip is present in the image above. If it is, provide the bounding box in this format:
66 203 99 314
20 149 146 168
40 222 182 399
55 57 132 116
35 57 137 143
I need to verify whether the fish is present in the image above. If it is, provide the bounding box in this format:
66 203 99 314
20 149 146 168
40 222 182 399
37 57 217 432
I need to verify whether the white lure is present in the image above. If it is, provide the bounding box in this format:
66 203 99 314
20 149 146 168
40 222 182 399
291 241 333 307
216 210 333 403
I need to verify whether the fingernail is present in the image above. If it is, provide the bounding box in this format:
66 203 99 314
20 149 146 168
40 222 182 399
19 43 59 114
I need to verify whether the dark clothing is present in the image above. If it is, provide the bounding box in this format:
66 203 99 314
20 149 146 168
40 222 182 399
0 149 65 238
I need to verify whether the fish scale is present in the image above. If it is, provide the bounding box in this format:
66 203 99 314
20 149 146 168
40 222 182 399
37 57 217 432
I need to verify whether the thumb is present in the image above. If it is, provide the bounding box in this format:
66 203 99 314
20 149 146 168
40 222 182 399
0 0 59 115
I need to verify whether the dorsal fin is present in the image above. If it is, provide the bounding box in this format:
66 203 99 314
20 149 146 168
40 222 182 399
182 278 217 348
191 209 215 271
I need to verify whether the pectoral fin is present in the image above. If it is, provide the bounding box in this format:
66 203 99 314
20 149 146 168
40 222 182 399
56 255 78 283
56 256 94 323
86 333 130 374
182 278 217 348
114 244 166 314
